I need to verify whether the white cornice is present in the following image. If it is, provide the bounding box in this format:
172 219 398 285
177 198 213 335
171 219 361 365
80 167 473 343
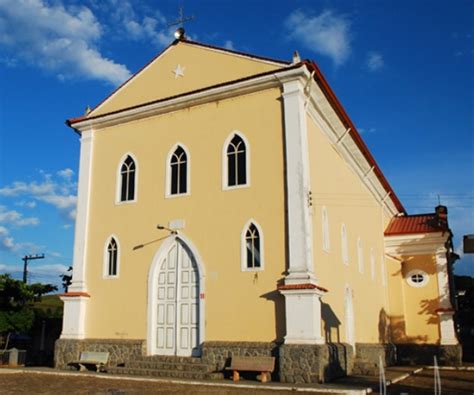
306 81 400 217
72 67 306 132
384 232 449 256
73 64 401 217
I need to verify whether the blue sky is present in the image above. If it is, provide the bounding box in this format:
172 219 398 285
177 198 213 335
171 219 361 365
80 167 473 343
0 0 472 288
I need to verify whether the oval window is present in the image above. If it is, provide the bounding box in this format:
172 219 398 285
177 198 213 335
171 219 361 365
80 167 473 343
406 270 429 288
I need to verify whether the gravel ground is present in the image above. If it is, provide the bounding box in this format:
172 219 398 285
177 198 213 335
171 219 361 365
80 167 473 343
386 369 474 394
0 372 340 394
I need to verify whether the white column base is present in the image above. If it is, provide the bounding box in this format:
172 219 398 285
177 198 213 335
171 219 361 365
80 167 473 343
60 294 89 339
280 286 325 345
437 311 458 345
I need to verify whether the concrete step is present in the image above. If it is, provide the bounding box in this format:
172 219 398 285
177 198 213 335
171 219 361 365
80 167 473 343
133 355 204 364
125 360 212 372
353 359 379 376
107 366 224 380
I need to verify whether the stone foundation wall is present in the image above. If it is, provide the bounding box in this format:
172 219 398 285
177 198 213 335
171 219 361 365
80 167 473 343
279 343 353 384
201 341 278 375
395 344 462 366
353 343 396 375
54 339 146 369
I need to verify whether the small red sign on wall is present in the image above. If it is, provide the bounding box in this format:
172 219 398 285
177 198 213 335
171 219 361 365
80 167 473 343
200 293 205 299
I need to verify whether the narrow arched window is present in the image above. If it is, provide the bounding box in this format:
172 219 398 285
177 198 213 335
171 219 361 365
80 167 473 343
227 134 247 187
170 146 187 195
322 207 330 252
341 224 348 265
357 238 364 274
120 155 136 202
107 237 118 276
245 223 261 269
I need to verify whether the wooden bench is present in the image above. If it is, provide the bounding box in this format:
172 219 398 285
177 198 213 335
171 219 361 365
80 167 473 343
69 351 109 372
226 356 275 383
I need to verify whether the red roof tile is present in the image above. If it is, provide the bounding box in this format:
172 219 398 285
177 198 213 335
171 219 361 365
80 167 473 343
384 214 447 236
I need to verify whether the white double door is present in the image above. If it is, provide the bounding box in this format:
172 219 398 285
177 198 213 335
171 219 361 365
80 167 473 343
156 240 199 356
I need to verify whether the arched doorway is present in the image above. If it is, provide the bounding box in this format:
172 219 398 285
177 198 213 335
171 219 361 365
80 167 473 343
344 286 355 348
148 237 203 356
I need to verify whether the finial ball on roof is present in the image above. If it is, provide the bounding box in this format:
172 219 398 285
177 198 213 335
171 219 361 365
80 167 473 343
174 27 185 40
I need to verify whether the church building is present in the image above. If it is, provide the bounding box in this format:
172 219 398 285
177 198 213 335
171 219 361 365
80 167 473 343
55 31 461 383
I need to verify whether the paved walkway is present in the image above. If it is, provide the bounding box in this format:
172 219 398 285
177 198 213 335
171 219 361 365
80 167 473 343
1 365 473 394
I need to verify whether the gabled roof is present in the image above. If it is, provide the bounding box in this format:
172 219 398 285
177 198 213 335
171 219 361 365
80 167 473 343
84 38 290 118
384 214 448 236
67 38 406 214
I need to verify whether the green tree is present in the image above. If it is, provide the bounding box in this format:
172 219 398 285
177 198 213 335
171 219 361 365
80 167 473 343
0 274 57 334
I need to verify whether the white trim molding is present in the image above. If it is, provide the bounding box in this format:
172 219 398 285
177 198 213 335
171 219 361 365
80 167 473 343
341 223 349 265
165 142 191 198
240 219 264 272
222 131 251 191
60 294 89 339
405 269 429 288
68 129 94 294
147 233 206 356
115 152 138 205
322 206 330 253
384 232 449 256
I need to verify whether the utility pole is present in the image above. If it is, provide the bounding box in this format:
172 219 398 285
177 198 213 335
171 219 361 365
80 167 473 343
22 254 45 283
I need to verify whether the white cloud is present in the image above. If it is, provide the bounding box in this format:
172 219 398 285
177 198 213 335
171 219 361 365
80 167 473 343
358 127 377 135
91 0 172 47
0 0 131 85
16 201 37 209
224 40 235 50
366 51 384 71
0 225 41 254
285 9 351 66
0 169 77 223
0 207 39 227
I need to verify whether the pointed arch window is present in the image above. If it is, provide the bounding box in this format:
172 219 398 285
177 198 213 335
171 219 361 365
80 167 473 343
341 224 348 265
241 221 264 271
227 134 247 187
170 146 188 195
322 207 330 252
105 237 119 277
120 155 136 202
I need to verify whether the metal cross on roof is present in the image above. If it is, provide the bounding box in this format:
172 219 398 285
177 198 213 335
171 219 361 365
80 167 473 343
168 6 195 29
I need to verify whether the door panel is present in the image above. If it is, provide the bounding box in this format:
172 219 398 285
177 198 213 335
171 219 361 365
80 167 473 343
155 240 199 356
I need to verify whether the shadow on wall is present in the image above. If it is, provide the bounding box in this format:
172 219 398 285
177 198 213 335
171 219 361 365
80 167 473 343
322 303 341 343
379 310 428 343
260 289 286 343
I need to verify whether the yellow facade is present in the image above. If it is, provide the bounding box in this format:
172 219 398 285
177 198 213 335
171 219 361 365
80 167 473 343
62 39 454 354
86 87 287 341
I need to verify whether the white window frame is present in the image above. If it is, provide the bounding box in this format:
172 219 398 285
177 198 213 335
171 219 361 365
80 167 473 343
103 235 120 279
357 237 364 274
406 270 429 288
341 223 348 265
370 248 376 281
322 206 330 252
222 131 250 191
115 152 138 205
165 142 191 198
240 219 264 272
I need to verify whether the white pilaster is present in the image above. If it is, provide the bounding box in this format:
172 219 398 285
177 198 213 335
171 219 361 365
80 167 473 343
69 129 94 293
279 76 325 345
280 287 325 344
435 251 458 345
61 129 94 340
281 78 316 284
60 294 89 339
